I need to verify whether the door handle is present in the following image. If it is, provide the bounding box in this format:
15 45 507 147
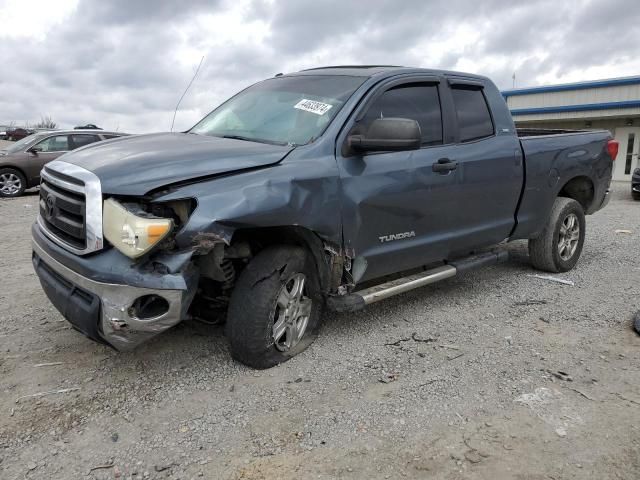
432 158 458 173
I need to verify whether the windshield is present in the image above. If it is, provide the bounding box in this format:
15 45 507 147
190 75 365 146
3 134 42 153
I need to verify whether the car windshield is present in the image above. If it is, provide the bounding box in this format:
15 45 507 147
189 75 365 146
3 134 42 153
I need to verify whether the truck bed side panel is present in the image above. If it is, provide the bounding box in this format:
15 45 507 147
511 131 612 240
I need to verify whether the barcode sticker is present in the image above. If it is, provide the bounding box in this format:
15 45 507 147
294 99 333 116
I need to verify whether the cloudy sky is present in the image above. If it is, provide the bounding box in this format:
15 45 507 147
1 0 638 133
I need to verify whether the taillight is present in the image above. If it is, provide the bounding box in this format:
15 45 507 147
607 139 619 161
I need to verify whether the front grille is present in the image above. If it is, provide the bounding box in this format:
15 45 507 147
37 161 104 255
39 179 87 249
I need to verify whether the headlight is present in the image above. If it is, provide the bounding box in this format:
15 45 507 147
103 198 173 259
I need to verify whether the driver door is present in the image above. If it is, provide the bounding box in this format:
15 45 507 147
27 135 70 182
337 78 460 282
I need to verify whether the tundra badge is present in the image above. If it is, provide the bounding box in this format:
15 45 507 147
379 231 416 243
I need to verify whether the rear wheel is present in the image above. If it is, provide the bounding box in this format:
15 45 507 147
227 245 323 369
632 191 640 201
0 168 26 197
528 197 585 273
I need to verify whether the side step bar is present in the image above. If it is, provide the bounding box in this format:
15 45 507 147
327 250 509 313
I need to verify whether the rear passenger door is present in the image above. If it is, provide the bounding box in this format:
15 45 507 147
442 79 523 254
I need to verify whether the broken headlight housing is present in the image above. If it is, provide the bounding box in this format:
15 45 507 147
103 198 174 259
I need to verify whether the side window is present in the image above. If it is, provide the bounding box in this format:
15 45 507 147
360 84 443 146
70 134 101 150
35 135 69 152
451 87 494 142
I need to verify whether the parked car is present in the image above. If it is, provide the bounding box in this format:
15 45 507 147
0 130 127 197
633 168 640 200
6 127 33 141
74 124 102 130
31 66 615 368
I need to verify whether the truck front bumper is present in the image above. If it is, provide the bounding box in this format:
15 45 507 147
32 224 197 351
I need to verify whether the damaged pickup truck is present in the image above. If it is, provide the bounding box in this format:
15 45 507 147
32 66 617 368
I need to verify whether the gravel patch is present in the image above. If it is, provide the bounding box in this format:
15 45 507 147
0 183 639 479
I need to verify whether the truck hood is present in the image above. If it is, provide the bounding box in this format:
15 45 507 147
60 132 293 196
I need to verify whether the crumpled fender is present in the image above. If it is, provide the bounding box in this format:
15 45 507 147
153 148 344 251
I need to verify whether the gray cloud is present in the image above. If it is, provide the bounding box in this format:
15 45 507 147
76 0 221 25
0 0 638 133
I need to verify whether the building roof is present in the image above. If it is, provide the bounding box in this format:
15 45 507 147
503 75 640 97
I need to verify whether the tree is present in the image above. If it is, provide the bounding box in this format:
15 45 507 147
35 115 57 129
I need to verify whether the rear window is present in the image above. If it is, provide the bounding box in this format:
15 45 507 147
70 134 101 149
451 87 494 142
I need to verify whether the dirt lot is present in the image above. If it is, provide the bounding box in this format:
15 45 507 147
1 184 639 479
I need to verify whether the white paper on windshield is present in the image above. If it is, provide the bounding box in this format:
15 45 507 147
294 99 333 116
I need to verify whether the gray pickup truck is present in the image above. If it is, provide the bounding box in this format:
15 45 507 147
31 66 617 368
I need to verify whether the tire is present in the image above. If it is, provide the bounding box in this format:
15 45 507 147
632 191 640 201
528 197 586 273
227 245 323 369
0 168 26 197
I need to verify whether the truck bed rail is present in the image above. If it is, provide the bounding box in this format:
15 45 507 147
516 128 590 138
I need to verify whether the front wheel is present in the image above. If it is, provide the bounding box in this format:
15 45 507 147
528 197 586 273
0 168 26 197
227 245 323 369
632 191 640 201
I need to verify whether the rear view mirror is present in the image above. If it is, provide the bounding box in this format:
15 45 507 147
348 117 421 153
27 146 41 154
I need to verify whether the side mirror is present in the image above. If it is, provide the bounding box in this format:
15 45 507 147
348 117 421 153
27 146 41 154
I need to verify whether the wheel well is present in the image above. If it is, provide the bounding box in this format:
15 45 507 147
558 176 594 211
230 226 340 293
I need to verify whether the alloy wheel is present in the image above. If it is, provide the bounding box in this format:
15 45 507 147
558 213 580 261
0 173 21 196
272 273 312 352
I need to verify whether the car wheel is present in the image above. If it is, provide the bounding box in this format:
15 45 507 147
227 245 323 369
528 197 586 273
632 191 640 201
0 168 27 198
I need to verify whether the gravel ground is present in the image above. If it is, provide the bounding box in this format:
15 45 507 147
1 183 639 479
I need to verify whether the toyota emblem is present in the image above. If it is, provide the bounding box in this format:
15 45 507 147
45 195 56 219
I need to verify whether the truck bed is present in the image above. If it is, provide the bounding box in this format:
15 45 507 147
512 128 613 240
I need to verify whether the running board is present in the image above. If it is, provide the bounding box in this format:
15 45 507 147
326 250 508 312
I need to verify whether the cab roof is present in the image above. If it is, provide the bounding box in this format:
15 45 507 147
288 65 487 81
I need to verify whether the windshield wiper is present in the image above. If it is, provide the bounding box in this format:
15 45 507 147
220 135 287 146
221 134 263 143
222 135 270 143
